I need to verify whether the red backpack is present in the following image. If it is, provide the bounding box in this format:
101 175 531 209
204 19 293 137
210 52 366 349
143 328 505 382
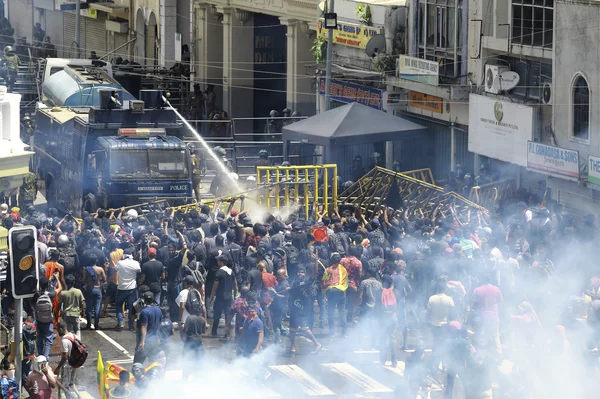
65 335 88 368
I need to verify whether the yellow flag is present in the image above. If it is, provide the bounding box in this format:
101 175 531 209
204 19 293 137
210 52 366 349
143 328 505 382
97 351 108 399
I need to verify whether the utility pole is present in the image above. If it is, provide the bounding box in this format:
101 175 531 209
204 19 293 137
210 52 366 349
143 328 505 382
75 0 81 58
324 0 335 111
14 300 23 392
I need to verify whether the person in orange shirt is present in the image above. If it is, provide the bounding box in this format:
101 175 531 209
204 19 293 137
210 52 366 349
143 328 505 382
102 240 123 317
44 249 67 325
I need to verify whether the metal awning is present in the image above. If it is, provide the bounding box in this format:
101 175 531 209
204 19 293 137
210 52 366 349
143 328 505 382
311 63 382 78
348 0 407 6
89 2 127 13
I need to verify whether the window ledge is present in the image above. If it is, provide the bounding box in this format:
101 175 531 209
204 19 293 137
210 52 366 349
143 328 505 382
568 136 590 146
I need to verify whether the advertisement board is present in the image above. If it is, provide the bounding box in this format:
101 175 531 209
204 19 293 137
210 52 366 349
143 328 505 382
409 92 443 113
317 19 383 49
397 55 439 85
588 156 600 185
318 78 383 110
468 94 538 167
527 141 579 180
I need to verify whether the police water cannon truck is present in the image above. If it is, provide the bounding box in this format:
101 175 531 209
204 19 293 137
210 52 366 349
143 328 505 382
34 65 192 216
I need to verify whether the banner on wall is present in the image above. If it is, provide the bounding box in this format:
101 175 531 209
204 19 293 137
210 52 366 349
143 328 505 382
527 141 579 181
318 78 383 111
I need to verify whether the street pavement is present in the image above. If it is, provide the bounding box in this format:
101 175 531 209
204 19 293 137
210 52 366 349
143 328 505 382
45 312 443 399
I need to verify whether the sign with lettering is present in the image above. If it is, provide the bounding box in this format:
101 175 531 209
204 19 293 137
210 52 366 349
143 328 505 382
527 141 579 180
409 92 443 113
469 94 538 167
316 19 384 49
318 78 383 110
588 156 600 185
397 55 439 86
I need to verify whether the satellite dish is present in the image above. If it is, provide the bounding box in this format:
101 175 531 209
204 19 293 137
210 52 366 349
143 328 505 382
365 35 386 58
498 71 520 91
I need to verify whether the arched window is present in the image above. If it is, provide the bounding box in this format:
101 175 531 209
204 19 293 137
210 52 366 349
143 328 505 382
572 75 590 141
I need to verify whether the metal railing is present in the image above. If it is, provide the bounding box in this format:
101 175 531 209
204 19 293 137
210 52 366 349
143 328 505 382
469 177 516 210
339 167 488 219
257 164 338 220
401 168 436 185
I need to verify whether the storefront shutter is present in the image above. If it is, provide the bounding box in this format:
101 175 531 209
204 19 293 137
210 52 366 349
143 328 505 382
84 17 107 58
63 13 86 58
113 33 129 60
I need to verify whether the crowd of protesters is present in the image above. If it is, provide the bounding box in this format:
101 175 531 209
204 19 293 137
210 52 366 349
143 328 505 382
0 182 599 398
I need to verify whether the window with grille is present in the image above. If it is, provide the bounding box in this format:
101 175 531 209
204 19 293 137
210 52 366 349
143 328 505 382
511 0 553 48
417 0 462 80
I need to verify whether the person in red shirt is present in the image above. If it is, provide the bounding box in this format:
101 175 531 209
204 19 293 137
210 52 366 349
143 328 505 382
340 246 363 324
471 273 504 355
259 262 278 306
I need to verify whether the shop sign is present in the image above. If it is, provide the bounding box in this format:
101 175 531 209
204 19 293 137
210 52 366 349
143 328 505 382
318 78 383 110
588 155 600 185
527 141 579 180
468 94 539 167
383 92 404 111
397 55 439 86
317 19 383 49
409 91 443 113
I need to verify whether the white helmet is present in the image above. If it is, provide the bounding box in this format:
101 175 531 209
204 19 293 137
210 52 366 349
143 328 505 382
57 234 69 246
230 173 239 181
246 176 256 182
126 209 138 219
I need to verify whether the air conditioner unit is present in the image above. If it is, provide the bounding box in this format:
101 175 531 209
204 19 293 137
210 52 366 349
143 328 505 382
542 81 552 105
484 64 510 94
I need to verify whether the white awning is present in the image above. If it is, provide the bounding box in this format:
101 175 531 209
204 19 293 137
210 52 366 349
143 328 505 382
349 0 407 6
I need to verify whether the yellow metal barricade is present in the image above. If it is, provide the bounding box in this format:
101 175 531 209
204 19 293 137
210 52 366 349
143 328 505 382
339 166 488 219
469 177 516 210
257 165 338 220
401 168 436 185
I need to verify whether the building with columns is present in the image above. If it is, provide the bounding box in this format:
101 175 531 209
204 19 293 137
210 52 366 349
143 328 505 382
191 0 317 127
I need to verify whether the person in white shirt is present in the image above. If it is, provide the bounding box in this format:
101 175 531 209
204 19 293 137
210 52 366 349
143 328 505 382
115 247 141 331
177 276 196 328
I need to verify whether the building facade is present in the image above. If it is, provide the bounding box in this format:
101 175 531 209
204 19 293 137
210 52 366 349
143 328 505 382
548 0 600 217
466 0 552 196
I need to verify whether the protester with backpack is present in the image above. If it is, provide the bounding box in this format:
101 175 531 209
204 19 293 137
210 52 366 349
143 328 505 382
177 276 204 331
35 277 56 359
58 274 85 340
134 291 162 364
54 321 88 394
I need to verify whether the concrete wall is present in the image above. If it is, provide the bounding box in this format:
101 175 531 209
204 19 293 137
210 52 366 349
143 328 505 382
295 27 316 116
177 0 192 48
554 0 600 161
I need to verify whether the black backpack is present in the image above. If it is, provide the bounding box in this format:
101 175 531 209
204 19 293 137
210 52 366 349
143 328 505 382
330 233 348 256
59 250 76 274
185 288 204 316
284 244 299 266
184 263 207 286
22 321 36 358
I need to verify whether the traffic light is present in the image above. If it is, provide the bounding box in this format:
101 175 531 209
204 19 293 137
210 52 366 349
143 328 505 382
9 226 38 299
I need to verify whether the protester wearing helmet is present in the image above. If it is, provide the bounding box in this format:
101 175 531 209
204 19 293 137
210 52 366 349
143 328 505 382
2 45 19 91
